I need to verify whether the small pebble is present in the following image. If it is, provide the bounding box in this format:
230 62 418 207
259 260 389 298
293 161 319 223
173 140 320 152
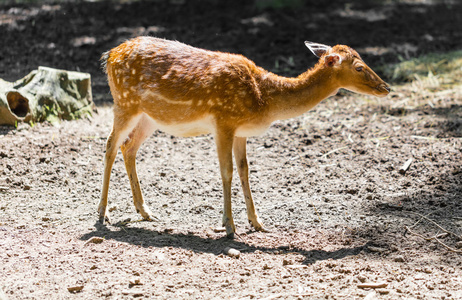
394 255 405 262
129 278 143 286
67 286 84 293
85 237 104 244
224 247 240 258
377 289 390 295
368 246 386 253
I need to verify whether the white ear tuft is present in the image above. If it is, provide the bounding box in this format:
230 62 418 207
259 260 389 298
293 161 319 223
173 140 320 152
305 41 332 58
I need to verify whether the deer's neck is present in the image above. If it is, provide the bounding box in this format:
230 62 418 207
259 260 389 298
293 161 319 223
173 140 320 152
261 66 339 121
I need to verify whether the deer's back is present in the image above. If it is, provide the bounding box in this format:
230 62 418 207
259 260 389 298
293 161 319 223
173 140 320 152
104 37 271 135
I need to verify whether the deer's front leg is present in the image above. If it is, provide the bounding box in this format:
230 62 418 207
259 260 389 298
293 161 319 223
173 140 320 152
215 129 236 238
233 137 267 232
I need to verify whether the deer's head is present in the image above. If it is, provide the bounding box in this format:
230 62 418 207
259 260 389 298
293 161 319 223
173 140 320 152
305 42 390 97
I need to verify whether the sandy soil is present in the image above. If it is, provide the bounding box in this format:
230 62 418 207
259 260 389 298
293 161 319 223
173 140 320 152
1 1 462 299
1 89 462 299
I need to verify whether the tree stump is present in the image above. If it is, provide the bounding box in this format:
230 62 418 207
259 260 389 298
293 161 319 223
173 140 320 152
0 66 94 126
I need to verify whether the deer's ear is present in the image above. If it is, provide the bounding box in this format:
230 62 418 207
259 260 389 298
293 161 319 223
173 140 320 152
305 41 332 58
324 53 342 67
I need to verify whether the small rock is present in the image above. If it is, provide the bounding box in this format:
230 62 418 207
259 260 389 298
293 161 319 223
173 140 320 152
85 237 104 245
368 246 386 253
101 291 112 297
67 285 84 293
423 267 433 274
399 158 413 175
223 247 240 258
394 255 405 262
129 278 143 286
455 241 462 249
377 289 390 295
264 141 273 148
212 227 227 233
346 188 358 195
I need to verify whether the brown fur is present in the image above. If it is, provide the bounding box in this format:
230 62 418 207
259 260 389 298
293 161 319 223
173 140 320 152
98 37 390 238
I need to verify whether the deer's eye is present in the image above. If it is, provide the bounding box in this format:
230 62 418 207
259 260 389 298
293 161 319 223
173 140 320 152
356 66 363 72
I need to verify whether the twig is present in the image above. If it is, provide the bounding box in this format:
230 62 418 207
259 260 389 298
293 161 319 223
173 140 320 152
233 231 246 242
410 135 438 140
405 226 462 253
410 212 461 240
321 146 348 158
311 201 322 223
408 209 441 229
367 136 389 143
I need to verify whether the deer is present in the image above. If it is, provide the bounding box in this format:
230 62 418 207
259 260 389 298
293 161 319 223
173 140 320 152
99 36 390 239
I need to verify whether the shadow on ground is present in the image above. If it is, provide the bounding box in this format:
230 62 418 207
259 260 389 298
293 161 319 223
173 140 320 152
81 222 370 265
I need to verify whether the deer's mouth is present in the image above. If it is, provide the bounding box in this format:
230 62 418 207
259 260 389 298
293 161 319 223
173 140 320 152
375 83 391 97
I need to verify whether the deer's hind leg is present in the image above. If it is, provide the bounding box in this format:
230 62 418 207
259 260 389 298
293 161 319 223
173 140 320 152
120 114 157 221
99 112 143 224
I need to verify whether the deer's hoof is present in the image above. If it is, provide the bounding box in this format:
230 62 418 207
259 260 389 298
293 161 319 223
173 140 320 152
223 217 236 239
99 214 111 225
249 218 269 232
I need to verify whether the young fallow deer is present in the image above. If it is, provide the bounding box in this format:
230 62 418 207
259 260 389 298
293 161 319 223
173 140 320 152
99 37 390 238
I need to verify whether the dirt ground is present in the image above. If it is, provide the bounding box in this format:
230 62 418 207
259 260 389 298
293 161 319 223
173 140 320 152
1 1 462 299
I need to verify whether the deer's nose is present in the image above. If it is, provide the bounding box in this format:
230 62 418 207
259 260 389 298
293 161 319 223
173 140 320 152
378 83 391 94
